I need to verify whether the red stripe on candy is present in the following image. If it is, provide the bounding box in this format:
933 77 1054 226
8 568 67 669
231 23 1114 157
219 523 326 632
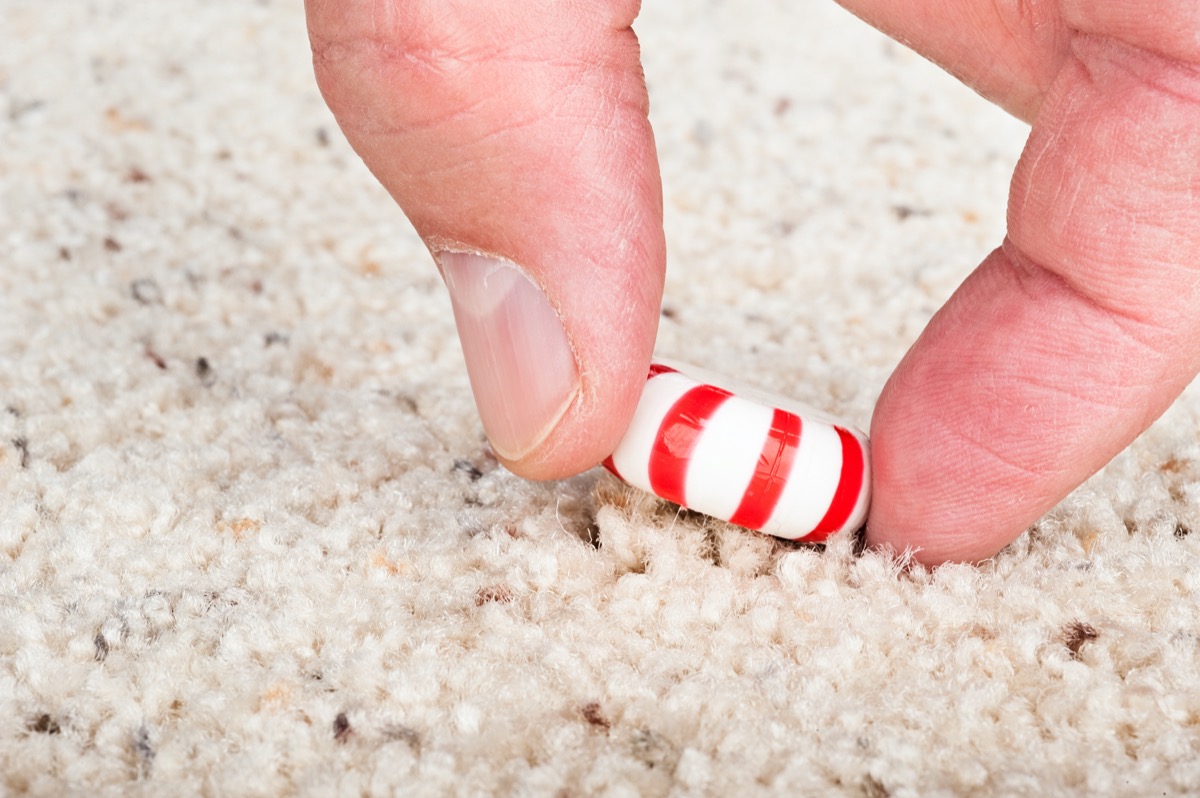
808 427 865 541
648 384 732 507
602 364 676 481
648 362 677 378
728 408 802 530
601 455 622 480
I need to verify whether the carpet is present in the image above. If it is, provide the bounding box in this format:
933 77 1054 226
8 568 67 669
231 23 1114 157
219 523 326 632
3 0 1200 795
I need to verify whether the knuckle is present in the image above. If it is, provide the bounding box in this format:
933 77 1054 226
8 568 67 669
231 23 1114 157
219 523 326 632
308 1 647 141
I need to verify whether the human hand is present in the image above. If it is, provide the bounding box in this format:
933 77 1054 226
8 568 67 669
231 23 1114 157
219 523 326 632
837 0 1200 563
305 1 1200 565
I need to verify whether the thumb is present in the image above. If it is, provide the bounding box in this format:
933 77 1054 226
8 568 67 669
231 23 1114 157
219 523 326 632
305 0 664 479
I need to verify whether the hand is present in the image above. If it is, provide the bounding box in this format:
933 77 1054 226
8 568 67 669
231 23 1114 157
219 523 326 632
838 0 1200 563
305 1 1200 565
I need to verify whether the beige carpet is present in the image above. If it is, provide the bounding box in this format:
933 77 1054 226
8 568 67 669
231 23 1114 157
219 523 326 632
3 0 1200 794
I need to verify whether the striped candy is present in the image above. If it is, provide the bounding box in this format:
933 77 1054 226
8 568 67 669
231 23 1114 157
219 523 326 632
603 360 870 542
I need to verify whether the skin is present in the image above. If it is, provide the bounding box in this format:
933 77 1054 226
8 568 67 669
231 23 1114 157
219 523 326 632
305 0 1200 565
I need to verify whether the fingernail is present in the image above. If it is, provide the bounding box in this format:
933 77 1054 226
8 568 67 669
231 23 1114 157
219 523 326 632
438 251 580 461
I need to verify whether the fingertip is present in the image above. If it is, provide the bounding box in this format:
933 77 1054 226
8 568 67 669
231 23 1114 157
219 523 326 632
436 238 660 483
491 358 650 481
862 521 996 568
862 282 1047 567
864 418 1012 567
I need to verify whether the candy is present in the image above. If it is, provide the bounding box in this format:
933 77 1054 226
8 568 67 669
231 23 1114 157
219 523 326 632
603 359 870 541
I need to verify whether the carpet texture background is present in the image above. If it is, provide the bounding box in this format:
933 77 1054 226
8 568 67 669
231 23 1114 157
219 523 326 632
3 0 1200 795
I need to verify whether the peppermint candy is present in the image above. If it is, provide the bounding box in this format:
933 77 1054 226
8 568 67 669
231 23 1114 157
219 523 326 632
604 360 870 541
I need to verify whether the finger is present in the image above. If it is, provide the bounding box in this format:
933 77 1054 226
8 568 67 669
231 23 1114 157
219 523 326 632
1061 0 1200 65
834 0 1200 123
868 38 1200 564
833 0 1068 121
305 0 664 479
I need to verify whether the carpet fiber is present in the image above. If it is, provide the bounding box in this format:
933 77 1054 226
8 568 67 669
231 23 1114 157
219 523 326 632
3 1 1200 795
